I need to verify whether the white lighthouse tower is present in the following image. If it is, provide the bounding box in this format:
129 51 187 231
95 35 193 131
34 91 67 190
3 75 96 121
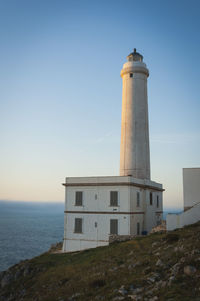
120 48 150 179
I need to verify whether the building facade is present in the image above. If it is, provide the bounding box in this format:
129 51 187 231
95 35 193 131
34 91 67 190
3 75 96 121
63 176 163 252
63 49 163 252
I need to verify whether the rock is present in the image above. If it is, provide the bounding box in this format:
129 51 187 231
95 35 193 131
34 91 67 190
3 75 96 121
179 245 184 251
128 264 135 270
143 266 151 274
149 297 158 301
180 257 186 263
14 270 22 280
184 265 197 276
152 242 159 248
128 284 134 290
161 280 167 288
1 273 13 288
150 221 166 233
20 288 26 296
128 295 142 300
156 259 163 267
191 249 200 255
109 266 118 272
168 275 175 286
134 288 143 294
118 285 128 295
69 292 81 300
23 266 31 276
147 272 160 284
171 263 180 274
147 276 156 283
112 297 125 301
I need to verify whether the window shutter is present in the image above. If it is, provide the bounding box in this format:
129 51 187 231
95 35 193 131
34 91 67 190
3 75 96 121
157 195 159 208
75 191 83 206
137 192 140 207
150 192 153 205
110 191 118 206
74 218 82 233
110 219 118 235
137 222 140 235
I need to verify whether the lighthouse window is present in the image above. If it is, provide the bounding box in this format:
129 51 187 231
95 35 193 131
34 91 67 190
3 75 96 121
137 192 140 207
74 218 83 233
150 192 153 205
75 191 83 206
130 73 133 78
157 195 159 208
110 191 118 206
137 222 140 235
110 219 118 235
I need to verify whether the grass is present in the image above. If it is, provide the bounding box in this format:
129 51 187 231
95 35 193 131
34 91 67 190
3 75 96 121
1 222 200 301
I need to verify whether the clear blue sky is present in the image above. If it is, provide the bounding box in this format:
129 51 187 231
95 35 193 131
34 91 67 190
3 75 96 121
0 0 199 209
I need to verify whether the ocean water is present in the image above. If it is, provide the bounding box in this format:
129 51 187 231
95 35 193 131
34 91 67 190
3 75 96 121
0 201 64 272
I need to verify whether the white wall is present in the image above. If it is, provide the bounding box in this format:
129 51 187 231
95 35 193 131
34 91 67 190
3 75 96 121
166 202 200 231
63 180 131 252
63 213 130 252
65 185 130 212
145 190 163 232
183 168 200 209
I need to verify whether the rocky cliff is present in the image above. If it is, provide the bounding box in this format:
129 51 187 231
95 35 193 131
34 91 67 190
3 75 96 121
0 223 200 301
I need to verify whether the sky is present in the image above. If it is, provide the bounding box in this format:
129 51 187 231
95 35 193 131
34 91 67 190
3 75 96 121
0 0 199 209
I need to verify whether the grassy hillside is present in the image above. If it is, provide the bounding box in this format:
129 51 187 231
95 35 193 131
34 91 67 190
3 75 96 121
1 222 200 301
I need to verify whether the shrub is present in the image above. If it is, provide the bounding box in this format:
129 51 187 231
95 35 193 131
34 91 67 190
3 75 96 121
89 279 106 288
165 233 180 243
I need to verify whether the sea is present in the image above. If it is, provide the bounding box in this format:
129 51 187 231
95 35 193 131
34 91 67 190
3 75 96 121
0 200 180 273
0 201 64 272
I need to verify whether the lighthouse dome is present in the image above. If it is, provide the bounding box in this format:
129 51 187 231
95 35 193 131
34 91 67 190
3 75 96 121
127 48 143 62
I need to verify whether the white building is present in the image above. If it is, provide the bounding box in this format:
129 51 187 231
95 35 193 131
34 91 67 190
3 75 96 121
63 49 164 253
167 168 200 231
183 168 200 211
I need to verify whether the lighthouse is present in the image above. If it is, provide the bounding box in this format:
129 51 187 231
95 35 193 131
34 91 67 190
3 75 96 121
120 48 150 179
62 49 163 253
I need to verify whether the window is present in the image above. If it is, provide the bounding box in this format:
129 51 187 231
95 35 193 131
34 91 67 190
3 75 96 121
157 195 159 208
95 194 97 200
110 191 118 206
110 219 118 235
137 192 140 207
75 191 83 206
130 73 133 78
137 222 140 235
74 218 83 233
150 192 153 205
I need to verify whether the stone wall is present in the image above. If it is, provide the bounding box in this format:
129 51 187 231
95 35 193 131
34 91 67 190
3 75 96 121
150 220 166 233
109 234 137 244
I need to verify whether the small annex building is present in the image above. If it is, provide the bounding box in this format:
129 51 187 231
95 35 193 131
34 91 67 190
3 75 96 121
167 168 200 231
63 49 164 253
